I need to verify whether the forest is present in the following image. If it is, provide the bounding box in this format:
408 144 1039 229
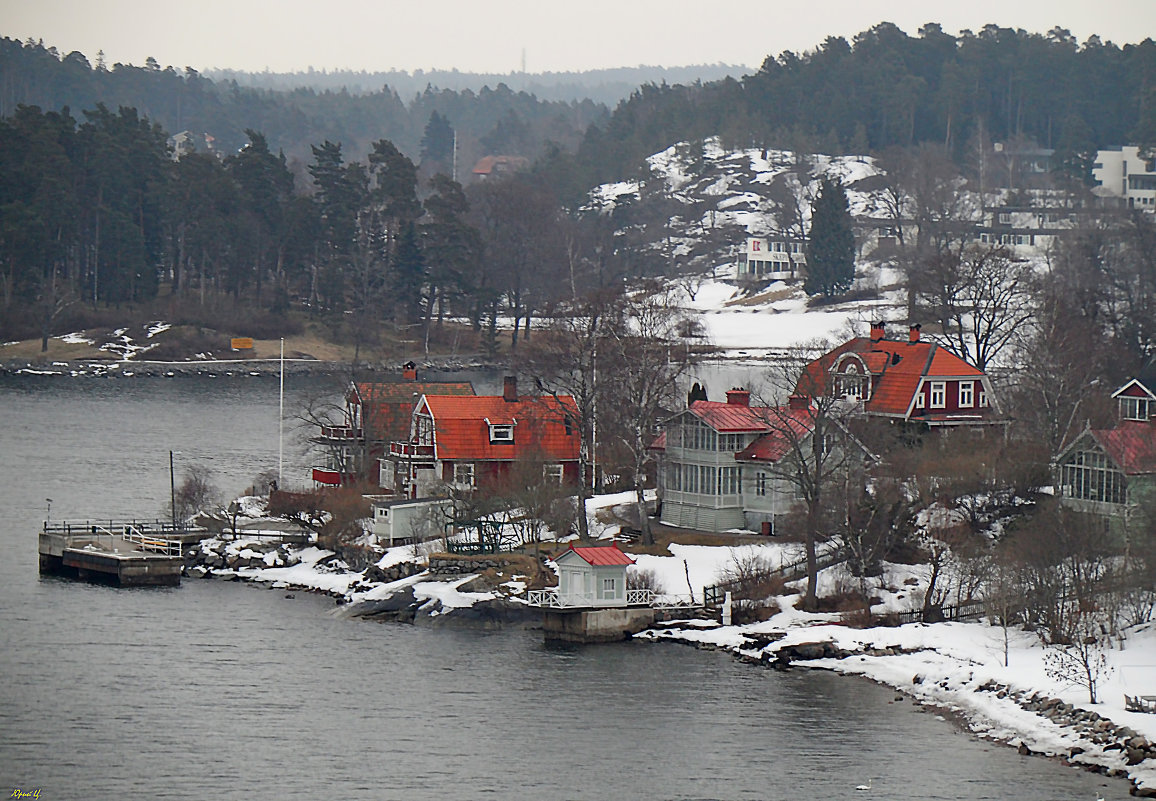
2 22 1156 365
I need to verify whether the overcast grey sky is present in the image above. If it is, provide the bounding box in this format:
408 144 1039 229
3 0 1154 75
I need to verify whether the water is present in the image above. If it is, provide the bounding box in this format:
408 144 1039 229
0 374 1129 800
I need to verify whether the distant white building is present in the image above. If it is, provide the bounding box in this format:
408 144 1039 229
1093 146 1156 211
735 236 806 281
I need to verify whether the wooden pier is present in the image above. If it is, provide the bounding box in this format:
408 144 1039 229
39 520 204 587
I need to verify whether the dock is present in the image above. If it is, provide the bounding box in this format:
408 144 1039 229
39 520 205 587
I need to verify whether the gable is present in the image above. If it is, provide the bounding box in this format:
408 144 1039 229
1113 379 1156 401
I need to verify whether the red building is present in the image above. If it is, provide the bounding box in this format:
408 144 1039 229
795 322 999 430
311 363 474 486
386 376 580 498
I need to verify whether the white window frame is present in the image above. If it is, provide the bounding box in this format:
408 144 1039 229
602 577 617 597
453 462 475 488
930 382 946 409
915 390 926 409
756 472 768 497
488 423 514 443
1120 396 1151 421
958 381 974 409
543 463 564 484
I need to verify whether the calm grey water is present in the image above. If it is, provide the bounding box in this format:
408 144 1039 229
0 374 1129 800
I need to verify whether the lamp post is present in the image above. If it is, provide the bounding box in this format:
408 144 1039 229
169 451 181 530
169 451 176 529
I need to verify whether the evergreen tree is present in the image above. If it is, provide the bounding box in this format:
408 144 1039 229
419 111 455 174
804 177 855 297
391 221 425 324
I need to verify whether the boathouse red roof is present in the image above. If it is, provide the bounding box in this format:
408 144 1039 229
563 544 635 566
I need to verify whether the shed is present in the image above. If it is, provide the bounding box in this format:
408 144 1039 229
366 496 452 547
554 544 635 608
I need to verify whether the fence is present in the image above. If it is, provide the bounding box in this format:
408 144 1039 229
702 543 848 607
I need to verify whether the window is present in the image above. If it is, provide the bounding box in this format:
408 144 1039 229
719 433 746 452
1061 450 1125 505
488 423 514 443
453 462 475 488
915 391 926 409
720 466 741 495
683 421 717 451
756 472 768 497
1120 396 1151 421
543 464 564 483
930 382 946 409
601 577 617 598
979 391 988 408
958 381 974 408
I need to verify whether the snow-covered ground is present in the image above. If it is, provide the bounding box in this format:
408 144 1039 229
190 490 1156 793
679 276 902 357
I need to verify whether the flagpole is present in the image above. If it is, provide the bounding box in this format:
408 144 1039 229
278 337 284 487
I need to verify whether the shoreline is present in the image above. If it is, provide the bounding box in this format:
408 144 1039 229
1 355 509 378
183 530 1156 797
638 619 1156 797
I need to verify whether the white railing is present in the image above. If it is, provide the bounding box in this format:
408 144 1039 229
122 526 183 556
525 588 655 608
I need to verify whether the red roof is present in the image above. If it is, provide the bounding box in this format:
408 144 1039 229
563 544 635 566
797 333 986 419
1092 422 1156 475
733 407 816 462
687 400 775 433
352 380 474 442
420 393 580 462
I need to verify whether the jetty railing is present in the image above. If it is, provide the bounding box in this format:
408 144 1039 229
43 519 192 555
525 588 655 608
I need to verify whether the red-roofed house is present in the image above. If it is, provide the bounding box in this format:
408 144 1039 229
386 376 580 498
471 155 529 181
655 389 840 533
1055 365 1156 536
795 322 999 430
311 362 474 486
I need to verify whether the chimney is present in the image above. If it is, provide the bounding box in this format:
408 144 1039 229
788 394 810 411
909 323 921 343
726 388 751 407
870 321 886 342
402 361 417 381
503 375 518 402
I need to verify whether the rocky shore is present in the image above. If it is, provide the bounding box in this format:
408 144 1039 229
640 622 1156 797
181 535 542 628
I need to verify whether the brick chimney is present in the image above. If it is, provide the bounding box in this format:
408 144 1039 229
402 361 418 381
788 394 810 411
909 323 921 343
726 388 751 406
870 321 886 342
503 375 518 402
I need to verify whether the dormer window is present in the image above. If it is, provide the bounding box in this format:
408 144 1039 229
1120 396 1151 421
489 423 514 443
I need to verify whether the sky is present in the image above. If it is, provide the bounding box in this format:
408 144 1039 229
2 0 1155 75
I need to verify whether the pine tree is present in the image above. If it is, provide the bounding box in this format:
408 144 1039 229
804 177 855 297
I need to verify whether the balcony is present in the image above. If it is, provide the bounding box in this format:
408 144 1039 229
311 467 357 485
316 425 362 442
389 441 435 458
